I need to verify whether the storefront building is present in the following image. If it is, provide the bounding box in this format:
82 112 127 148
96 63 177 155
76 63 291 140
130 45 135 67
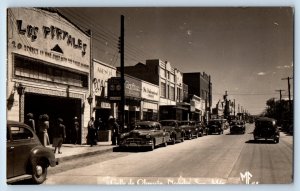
109 73 142 128
141 81 159 121
7 8 91 144
92 59 117 130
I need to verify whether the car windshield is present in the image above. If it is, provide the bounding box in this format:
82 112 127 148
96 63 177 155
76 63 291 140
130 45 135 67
255 120 275 128
160 121 176 126
135 124 156 130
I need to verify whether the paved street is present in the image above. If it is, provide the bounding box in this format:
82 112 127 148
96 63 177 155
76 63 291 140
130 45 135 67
44 123 293 185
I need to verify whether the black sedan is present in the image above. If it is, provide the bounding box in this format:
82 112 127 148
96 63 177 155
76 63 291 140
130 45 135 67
160 120 185 144
7 121 58 184
207 119 224 135
230 120 246 134
253 117 280 143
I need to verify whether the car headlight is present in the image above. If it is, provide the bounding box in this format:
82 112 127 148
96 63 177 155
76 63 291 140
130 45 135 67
146 134 151 139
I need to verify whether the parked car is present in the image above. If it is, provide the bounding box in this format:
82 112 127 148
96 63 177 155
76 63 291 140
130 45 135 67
207 119 224 135
196 121 208 136
7 121 58 184
160 120 185 144
119 121 170 151
178 121 199 139
230 120 246 134
253 117 280 143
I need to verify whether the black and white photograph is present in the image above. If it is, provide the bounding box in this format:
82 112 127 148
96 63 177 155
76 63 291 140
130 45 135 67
5 6 294 186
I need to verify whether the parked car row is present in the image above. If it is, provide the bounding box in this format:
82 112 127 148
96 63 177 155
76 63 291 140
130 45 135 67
119 119 224 151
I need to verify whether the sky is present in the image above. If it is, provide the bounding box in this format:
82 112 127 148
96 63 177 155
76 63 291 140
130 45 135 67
58 7 294 115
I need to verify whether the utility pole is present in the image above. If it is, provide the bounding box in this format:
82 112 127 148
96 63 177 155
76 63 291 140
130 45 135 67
275 89 285 102
275 89 285 125
282 77 293 124
120 15 125 132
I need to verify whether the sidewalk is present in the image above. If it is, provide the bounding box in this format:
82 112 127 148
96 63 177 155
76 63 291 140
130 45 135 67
47 142 117 162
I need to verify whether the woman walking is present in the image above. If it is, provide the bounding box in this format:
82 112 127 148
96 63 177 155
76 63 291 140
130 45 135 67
39 114 50 146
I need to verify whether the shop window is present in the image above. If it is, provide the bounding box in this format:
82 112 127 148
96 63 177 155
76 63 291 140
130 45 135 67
160 82 166 98
170 86 175 101
14 54 88 88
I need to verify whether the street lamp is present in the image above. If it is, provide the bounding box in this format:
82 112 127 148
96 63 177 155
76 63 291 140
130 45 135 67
16 83 25 122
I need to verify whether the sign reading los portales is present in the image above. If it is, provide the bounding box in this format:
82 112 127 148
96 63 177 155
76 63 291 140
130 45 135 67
16 20 88 55
7 8 91 73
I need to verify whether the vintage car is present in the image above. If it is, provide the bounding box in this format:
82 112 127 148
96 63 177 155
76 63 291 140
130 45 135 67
119 121 170 150
253 117 280 143
178 121 199 139
160 120 185 144
196 121 208 136
230 120 246 134
207 119 224 135
7 121 58 184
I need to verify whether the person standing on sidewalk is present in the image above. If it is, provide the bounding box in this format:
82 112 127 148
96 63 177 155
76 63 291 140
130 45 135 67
73 117 80 144
53 118 66 154
25 113 36 133
39 114 50 146
87 117 96 147
111 118 120 145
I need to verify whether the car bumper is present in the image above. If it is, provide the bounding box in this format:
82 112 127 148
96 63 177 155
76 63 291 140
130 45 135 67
254 134 279 140
120 138 153 148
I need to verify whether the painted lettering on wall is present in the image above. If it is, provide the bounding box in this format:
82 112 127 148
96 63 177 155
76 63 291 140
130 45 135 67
16 20 87 55
93 78 106 95
11 41 89 69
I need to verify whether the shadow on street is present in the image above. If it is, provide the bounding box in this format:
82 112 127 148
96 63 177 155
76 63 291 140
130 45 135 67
245 140 277 144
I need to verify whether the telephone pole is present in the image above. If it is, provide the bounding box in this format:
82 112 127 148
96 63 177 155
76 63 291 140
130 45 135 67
275 89 285 102
275 89 285 125
120 15 125 132
282 77 293 123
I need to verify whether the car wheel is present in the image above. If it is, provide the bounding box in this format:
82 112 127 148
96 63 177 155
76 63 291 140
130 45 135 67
163 140 168 147
32 159 48 184
181 133 185 142
149 139 155 151
172 135 176 144
199 132 203 137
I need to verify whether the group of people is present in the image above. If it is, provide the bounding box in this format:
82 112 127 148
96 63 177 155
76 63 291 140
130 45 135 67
87 116 120 146
25 113 121 151
25 113 71 154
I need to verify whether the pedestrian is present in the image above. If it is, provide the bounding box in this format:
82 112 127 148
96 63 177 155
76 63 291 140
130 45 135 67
111 118 120 145
39 114 50 146
95 117 104 141
53 118 66 154
87 117 96 147
25 113 36 133
96 117 104 131
73 117 80 144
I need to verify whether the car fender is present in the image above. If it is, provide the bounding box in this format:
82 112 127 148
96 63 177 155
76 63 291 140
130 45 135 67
30 146 58 167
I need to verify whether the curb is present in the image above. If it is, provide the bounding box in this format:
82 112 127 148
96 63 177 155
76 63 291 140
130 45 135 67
56 146 116 162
